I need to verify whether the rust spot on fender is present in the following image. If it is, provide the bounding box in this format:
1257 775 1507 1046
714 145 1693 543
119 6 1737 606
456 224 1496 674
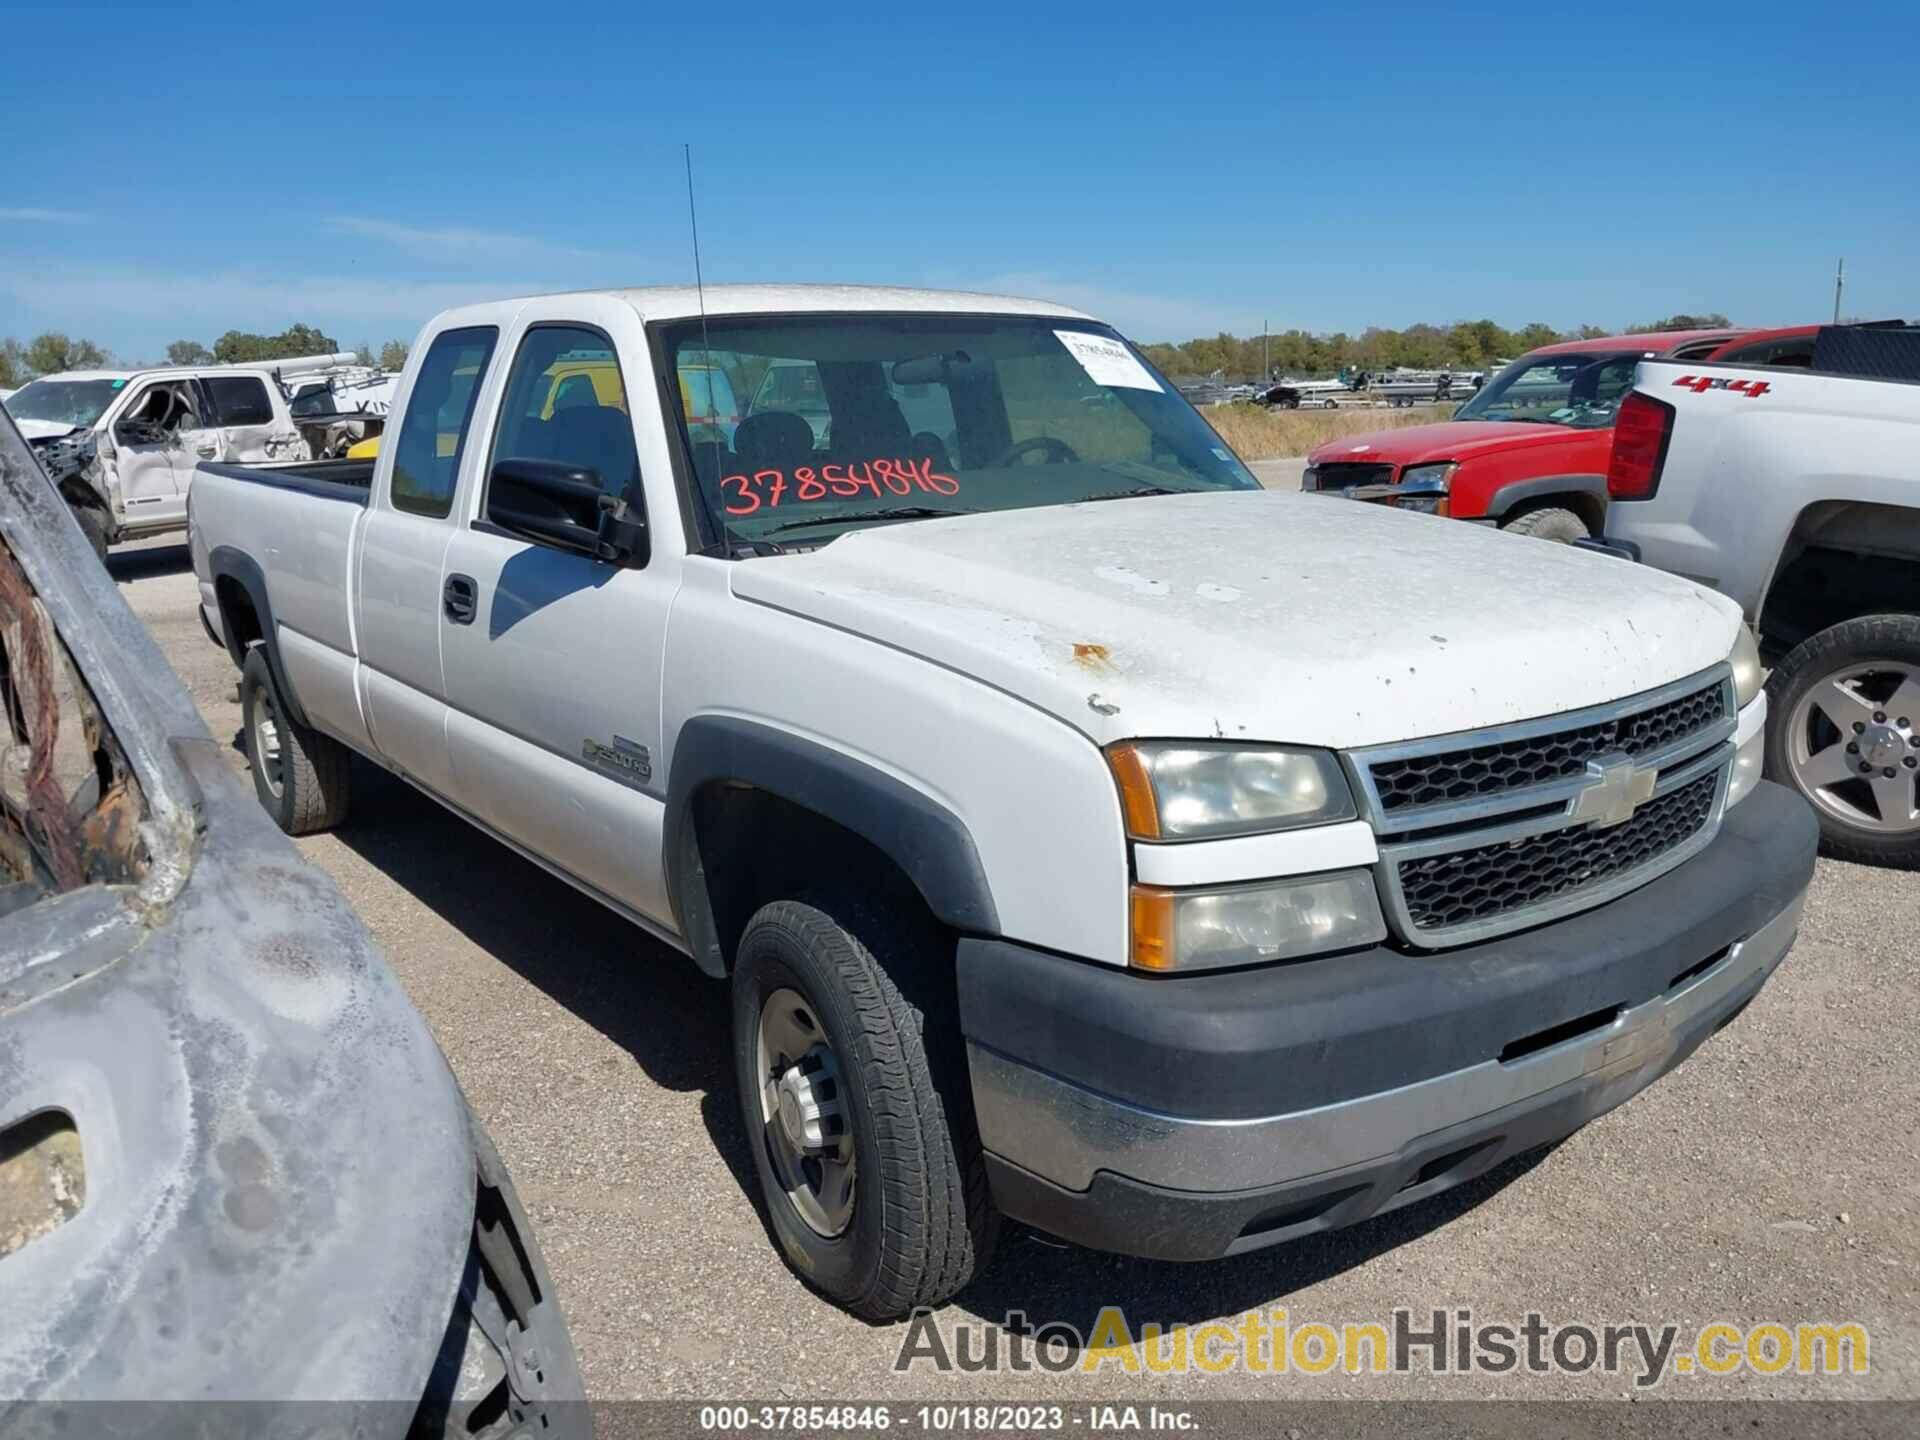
1072 642 1112 669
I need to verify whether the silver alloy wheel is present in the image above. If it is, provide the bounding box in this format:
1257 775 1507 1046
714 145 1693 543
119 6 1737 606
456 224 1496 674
756 987 854 1238
249 682 285 798
1786 659 1920 834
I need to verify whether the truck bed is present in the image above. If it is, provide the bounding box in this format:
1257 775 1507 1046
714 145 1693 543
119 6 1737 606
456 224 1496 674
198 458 375 505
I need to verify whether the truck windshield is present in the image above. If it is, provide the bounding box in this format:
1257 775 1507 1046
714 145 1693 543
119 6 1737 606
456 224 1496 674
5 379 125 429
663 315 1257 547
1452 352 1641 431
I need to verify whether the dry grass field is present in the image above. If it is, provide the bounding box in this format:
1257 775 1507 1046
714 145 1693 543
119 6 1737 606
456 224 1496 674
1201 402 1451 460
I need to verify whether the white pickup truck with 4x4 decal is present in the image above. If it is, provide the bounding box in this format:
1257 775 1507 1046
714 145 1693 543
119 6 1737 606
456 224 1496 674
1604 329 1920 867
188 284 1816 1318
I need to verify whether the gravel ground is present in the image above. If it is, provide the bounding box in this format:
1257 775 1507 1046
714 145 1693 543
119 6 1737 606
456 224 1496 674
107 532 1917 1407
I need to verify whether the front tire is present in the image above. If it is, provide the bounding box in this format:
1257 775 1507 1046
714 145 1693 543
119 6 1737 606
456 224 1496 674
1765 614 1920 868
731 900 996 1319
1501 506 1591 544
69 503 109 564
241 644 350 835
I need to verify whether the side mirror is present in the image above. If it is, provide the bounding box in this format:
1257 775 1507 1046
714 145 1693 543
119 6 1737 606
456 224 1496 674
487 457 647 565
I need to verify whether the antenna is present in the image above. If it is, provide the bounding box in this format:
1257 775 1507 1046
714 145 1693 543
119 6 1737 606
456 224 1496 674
684 144 716 415
1833 257 1845 325
683 143 729 549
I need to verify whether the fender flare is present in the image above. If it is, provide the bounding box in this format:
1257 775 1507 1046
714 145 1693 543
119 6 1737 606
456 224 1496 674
206 545 312 729
1482 473 1609 525
663 715 1001 977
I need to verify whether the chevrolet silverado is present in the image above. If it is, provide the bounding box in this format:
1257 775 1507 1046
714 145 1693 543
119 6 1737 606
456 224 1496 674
187 284 1816 1318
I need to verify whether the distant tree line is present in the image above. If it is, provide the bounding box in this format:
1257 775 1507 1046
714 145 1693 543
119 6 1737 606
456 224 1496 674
0 333 110 387
0 322 415 389
1139 312 1733 380
7 309 1735 393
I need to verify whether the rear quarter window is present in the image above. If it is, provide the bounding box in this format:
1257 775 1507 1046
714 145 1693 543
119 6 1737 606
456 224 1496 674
203 376 276 427
391 327 498 518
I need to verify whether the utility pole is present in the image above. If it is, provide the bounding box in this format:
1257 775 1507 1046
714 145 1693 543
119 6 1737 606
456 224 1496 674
1833 258 1845 324
1263 318 1269 380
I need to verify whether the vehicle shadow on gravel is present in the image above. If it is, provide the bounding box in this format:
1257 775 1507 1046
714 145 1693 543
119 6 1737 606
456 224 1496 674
106 542 193 581
327 759 762 1204
951 1147 1556 1341
323 757 1558 1334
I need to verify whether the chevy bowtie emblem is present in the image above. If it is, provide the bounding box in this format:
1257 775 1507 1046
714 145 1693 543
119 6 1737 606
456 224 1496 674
1568 754 1658 828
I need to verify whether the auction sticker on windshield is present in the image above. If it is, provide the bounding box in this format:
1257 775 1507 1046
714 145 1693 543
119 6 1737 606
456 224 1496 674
1055 330 1161 391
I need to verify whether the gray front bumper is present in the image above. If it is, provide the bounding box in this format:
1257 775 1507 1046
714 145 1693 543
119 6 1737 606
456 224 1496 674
973 890 1801 1198
959 779 1817 1260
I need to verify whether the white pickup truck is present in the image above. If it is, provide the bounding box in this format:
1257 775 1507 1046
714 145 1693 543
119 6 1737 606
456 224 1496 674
8 360 317 558
188 284 1815 1319
1602 338 1920 866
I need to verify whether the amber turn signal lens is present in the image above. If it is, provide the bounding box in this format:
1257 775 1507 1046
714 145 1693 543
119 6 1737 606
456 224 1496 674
1129 885 1176 971
1106 743 1161 840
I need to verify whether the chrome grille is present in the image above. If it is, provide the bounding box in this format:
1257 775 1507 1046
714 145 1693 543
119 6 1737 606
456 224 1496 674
1350 667 1738 948
1311 462 1394 491
1369 680 1726 814
1397 770 1719 933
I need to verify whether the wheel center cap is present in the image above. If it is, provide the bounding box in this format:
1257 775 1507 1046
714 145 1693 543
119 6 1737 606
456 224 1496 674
1865 726 1902 765
776 1073 807 1147
775 1061 840 1152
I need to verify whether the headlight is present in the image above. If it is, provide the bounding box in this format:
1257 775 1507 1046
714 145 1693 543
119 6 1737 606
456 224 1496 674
1392 462 1456 515
1730 624 1763 708
1727 689 1768 809
1106 742 1356 840
1398 462 1456 493
1130 870 1387 971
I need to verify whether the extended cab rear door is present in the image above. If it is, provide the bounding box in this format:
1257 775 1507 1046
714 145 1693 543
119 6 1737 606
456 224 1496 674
356 324 502 798
436 295 681 930
199 372 300 463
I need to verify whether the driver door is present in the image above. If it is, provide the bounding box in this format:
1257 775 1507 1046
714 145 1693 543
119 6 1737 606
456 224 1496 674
108 381 192 527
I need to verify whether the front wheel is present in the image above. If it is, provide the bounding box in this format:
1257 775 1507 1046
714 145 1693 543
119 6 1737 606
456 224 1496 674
1501 506 1591 544
1765 614 1920 868
69 503 109 564
731 900 997 1319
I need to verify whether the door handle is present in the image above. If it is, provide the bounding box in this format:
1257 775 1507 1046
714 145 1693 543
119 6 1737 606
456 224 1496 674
443 573 478 625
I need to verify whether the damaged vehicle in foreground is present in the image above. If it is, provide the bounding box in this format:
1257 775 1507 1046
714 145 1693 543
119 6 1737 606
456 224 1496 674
0 410 584 1434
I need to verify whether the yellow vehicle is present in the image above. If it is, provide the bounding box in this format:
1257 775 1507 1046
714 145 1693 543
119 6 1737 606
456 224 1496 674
345 358 733 458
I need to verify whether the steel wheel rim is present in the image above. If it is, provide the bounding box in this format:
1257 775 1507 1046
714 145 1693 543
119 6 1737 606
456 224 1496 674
756 987 855 1238
1786 658 1920 834
249 684 285 797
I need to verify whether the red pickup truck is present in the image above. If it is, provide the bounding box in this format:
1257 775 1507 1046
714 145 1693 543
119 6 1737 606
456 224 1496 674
1304 329 1747 541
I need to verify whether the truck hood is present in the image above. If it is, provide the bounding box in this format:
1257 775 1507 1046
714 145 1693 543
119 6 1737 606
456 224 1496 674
13 419 82 442
730 489 1741 748
1310 419 1600 466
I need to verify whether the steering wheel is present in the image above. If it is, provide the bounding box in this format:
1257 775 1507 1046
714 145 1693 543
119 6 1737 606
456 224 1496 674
993 435 1081 468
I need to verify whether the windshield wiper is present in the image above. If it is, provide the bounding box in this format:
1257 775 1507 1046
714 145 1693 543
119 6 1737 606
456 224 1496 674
755 505 977 537
1075 484 1195 502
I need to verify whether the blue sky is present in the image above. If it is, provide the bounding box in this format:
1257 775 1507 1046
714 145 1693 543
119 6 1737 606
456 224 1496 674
3 1 1915 362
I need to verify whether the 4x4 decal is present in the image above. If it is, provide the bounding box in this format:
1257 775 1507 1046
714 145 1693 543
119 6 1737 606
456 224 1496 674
1673 374 1772 398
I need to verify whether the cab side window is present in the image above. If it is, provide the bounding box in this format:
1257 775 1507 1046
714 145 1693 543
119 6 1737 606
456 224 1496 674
125 380 203 436
392 326 497 518
203 375 275 427
490 326 640 501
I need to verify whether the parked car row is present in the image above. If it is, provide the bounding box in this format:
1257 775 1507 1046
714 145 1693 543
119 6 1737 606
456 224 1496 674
2 353 397 560
1308 318 1920 865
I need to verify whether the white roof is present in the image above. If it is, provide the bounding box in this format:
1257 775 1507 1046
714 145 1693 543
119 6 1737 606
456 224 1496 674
434 283 1099 329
